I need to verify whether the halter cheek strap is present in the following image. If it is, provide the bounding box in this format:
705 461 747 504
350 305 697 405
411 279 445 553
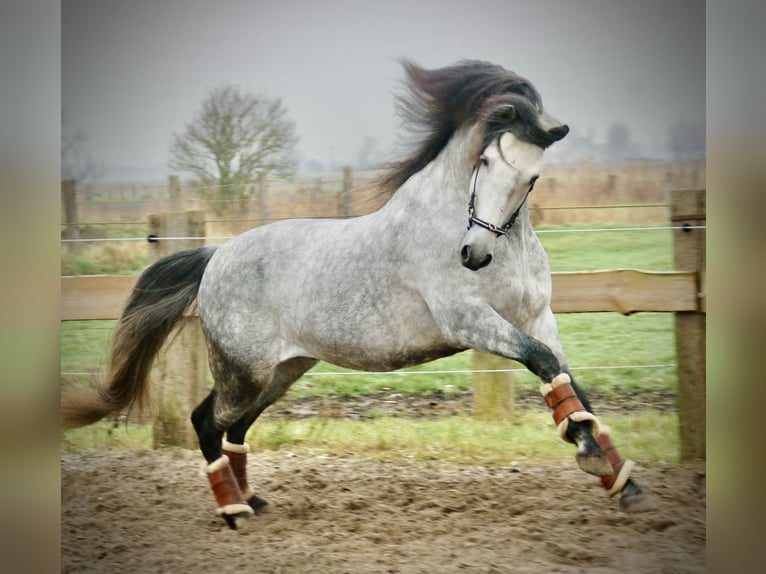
467 163 530 236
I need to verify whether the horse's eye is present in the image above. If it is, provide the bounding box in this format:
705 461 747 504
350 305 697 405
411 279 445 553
480 156 489 167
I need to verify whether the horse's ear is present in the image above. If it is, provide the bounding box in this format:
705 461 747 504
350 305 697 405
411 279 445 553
547 124 569 141
497 104 516 123
538 111 569 142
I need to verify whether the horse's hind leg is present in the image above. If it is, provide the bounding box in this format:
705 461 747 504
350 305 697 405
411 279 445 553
220 357 319 513
191 389 258 529
219 404 276 514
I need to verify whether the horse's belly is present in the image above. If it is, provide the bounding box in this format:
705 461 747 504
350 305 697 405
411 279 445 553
313 342 460 373
292 303 458 372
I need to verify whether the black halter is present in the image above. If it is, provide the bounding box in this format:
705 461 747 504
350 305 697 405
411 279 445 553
466 160 531 236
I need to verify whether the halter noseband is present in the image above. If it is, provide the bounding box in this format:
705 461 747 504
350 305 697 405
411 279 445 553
466 160 530 236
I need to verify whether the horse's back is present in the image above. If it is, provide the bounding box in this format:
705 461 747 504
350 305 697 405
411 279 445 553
197 217 453 372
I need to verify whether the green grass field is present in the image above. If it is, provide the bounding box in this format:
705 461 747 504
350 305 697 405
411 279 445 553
61 313 675 399
539 223 673 272
61 223 680 462
61 410 678 466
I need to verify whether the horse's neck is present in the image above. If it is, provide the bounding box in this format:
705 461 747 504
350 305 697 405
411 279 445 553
382 133 475 228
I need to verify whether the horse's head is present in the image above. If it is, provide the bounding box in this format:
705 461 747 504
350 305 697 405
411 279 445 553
460 101 568 271
373 59 568 269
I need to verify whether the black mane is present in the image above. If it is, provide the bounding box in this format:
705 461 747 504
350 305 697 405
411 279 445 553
379 60 560 196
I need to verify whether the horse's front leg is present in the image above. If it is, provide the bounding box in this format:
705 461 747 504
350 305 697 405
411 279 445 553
435 300 650 511
522 309 611 477
435 300 610 475
542 371 651 511
526 308 652 513
539 371 610 476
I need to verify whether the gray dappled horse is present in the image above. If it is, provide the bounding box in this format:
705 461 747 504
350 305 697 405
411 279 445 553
63 60 648 528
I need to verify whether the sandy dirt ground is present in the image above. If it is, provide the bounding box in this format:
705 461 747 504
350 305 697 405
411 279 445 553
62 445 705 573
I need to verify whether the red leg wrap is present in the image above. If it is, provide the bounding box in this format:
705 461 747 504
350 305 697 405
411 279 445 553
544 382 586 426
222 443 267 511
223 449 249 493
207 457 253 516
596 433 635 497
540 374 601 443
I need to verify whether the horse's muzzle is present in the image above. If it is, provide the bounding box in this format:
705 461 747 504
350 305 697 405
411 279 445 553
460 244 493 271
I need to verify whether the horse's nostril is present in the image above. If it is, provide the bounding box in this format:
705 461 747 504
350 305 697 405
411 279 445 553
460 245 471 263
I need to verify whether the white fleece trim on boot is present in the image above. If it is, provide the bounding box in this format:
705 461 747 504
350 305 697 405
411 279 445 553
606 459 636 498
215 503 255 516
557 410 602 442
222 440 251 454
206 455 230 474
539 372 572 397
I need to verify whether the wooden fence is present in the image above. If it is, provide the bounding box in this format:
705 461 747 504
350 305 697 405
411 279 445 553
60 187 706 460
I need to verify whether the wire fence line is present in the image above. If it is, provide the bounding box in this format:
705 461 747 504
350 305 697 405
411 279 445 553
60 221 147 226
59 224 706 244
535 225 704 234
60 362 677 379
61 202 672 226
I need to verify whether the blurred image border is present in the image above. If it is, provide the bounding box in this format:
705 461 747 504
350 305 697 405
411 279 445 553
0 1 61 572
707 0 766 572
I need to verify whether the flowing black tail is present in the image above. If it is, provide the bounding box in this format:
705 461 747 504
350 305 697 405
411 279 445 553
61 246 217 428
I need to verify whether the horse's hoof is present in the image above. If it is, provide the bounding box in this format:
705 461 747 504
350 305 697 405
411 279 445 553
222 511 254 530
576 451 613 477
618 479 655 513
569 421 611 476
247 495 269 513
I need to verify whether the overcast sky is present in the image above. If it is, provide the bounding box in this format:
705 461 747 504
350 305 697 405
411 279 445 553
62 0 705 181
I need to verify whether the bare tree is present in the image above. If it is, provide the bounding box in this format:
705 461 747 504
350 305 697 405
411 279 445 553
169 85 299 213
62 110 101 182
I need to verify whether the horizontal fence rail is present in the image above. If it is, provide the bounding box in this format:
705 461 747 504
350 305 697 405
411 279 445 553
60 268 703 322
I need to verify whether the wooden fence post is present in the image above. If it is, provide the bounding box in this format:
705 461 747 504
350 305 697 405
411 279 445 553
168 175 182 211
670 188 706 460
147 210 208 449
61 179 80 252
340 166 353 217
312 177 322 205
472 351 515 420
664 171 676 221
